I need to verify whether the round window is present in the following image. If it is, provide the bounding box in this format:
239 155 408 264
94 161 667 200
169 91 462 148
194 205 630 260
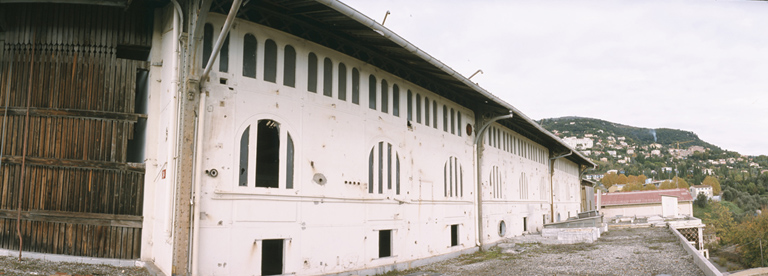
466 124 473 136
498 220 506 237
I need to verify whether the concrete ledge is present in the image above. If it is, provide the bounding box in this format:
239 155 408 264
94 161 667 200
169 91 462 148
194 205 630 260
0 248 141 267
542 227 600 243
327 246 479 276
669 227 722 276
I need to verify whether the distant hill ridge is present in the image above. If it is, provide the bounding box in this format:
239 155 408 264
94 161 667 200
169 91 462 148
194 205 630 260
537 116 721 152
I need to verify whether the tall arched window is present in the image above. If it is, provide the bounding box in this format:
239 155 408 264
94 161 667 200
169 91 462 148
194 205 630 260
242 34 257 78
444 156 464 198
219 33 230 72
264 39 277 83
368 142 401 195
352 68 360 104
450 108 455 135
490 165 502 199
239 119 294 189
283 45 296 87
203 23 213 68
432 101 437 129
338 63 347 101
416 94 422 123
392 84 400 117
307 53 318 93
407 90 412 121
520 172 529 199
381 79 389 113
323 57 333 97
457 111 462 137
424 97 430 126
369 74 377 110
443 105 448 132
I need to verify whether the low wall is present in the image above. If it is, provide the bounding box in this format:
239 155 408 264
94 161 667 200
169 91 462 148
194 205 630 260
669 227 722 276
330 246 479 276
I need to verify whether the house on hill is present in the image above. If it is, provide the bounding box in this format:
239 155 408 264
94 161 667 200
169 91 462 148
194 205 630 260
0 0 596 275
689 185 713 199
599 188 693 219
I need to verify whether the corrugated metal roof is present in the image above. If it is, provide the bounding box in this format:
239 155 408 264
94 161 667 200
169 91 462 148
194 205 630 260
600 188 693 206
213 0 596 168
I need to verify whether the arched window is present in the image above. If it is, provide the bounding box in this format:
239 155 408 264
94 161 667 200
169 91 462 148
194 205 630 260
520 172 528 199
203 23 213 68
432 101 437 129
338 63 347 101
392 84 400 117
239 119 294 189
323 57 333 97
450 108 455 135
264 39 277 83
424 97 430 126
242 34 257 78
381 79 389 113
444 156 464 198
307 53 318 93
283 45 296 87
407 90 413 121
369 74 377 110
457 111 462 136
443 105 448 132
416 94 421 123
219 33 230 72
368 142 401 195
490 165 501 199
351 68 360 104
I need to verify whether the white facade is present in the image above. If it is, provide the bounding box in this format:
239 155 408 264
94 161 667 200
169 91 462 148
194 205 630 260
137 3 595 276
689 185 713 199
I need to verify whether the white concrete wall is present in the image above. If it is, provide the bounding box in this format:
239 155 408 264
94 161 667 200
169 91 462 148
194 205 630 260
192 15 478 275
553 158 580 221
601 202 693 219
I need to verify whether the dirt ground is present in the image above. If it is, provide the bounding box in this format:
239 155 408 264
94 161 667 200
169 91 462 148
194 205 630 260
0 256 150 276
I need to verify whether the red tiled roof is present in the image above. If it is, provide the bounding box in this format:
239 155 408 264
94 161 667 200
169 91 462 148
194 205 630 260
599 188 693 206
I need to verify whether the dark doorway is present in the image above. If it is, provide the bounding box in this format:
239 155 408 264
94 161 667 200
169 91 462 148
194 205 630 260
261 239 283 275
379 230 392 258
450 225 459 247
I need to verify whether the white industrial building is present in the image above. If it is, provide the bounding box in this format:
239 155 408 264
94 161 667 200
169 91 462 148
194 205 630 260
0 0 595 275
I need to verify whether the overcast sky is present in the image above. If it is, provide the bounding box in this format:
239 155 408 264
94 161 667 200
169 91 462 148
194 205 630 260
341 0 768 156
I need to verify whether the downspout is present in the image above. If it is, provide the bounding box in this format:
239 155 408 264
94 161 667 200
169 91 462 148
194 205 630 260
549 151 572 222
167 0 183 237
473 113 513 248
192 0 242 275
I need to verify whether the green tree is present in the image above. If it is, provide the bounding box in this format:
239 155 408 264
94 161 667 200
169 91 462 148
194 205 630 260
702 176 722 195
729 208 768 268
694 193 708 208
701 201 735 245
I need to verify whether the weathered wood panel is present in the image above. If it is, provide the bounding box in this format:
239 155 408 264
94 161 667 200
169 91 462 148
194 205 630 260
0 2 151 259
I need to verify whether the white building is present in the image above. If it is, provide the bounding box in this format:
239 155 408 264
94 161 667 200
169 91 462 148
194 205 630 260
689 185 713 199
562 137 594 150
0 1 598 276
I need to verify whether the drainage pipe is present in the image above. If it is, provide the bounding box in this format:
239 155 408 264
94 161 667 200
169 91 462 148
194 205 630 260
192 1 242 275
472 113 513 248
549 151 572 222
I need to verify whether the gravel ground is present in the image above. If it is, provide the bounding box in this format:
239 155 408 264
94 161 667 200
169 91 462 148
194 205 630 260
395 227 705 276
0 256 150 276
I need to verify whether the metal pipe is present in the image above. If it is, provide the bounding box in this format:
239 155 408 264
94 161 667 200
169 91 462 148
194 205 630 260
468 69 483 80
472 113 513 248
166 0 183 237
200 0 242 81
549 150 572 223
318 0 595 168
17 31 35 260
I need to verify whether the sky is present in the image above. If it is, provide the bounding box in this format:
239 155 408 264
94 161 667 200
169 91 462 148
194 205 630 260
341 0 768 156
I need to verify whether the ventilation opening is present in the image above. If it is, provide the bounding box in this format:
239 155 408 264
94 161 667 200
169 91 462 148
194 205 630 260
126 70 149 163
261 239 283 276
523 217 528 232
116 45 150 61
219 78 228 85
450 225 459 247
379 230 392 258
498 220 506 237
255 120 280 188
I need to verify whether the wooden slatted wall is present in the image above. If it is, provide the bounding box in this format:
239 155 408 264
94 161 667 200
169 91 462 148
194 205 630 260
0 3 151 259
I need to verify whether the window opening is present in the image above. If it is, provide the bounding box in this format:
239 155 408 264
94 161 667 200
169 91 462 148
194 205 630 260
338 63 347 101
127 70 149 163
379 230 392 258
219 33 230 72
396 153 400 195
520 172 528 199
369 74 377 110
255 120 280 188
498 221 506 237
424 97 430 126
491 165 501 199
378 141 383 193
286 134 294 189
239 126 250 186
392 84 399 117
443 105 448 132
457 111 462 136
242 34 257 78
307 53 318 92
381 80 389 113
261 239 284 276
283 45 296 87
323 57 332 97
264 39 277 82
407 90 412 121
450 108 455 134
368 148 374 193
387 143 392 190
523 217 528 232
369 142 400 195
451 225 459 247
432 101 437 129
203 23 213 68
352 68 360 104
416 94 421 123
